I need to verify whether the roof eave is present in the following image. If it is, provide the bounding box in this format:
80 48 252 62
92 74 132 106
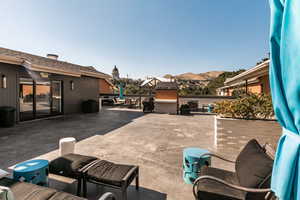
31 63 81 77
0 55 23 65
224 60 270 86
218 78 261 90
0 55 111 78
80 70 111 79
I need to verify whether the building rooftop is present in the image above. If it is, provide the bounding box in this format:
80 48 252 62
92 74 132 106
224 59 270 86
0 47 110 79
155 82 178 90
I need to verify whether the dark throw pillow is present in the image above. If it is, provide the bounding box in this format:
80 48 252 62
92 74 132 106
235 139 274 188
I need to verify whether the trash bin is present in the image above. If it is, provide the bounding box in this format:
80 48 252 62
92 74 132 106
0 106 16 127
82 100 99 113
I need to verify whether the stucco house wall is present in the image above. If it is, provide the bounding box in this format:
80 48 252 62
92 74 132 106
0 63 100 121
155 90 178 100
0 63 19 118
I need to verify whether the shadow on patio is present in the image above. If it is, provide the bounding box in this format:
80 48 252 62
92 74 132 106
0 107 144 169
88 186 167 200
49 178 167 200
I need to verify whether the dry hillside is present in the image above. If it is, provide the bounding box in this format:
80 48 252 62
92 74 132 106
164 71 225 81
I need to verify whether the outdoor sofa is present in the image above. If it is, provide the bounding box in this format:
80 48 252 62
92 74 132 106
193 139 275 200
0 177 116 200
49 154 139 200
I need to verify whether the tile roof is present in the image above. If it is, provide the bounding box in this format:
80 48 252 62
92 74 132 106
0 47 110 79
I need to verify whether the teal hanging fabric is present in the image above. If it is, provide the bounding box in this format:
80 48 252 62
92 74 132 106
118 84 124 100
269 0 300 199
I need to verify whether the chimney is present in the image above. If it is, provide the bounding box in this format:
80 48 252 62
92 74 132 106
47 54 59 60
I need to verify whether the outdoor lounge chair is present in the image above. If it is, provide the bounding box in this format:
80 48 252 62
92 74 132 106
142 97 154 113
193 139 275 200
0 177 116 200
49 154 139 200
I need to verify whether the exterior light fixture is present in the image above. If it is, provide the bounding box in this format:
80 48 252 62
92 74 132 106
40 72 49 78
2 75 7 89
70 81 74 90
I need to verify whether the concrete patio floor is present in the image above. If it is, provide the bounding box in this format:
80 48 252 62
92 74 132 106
0 107 281 200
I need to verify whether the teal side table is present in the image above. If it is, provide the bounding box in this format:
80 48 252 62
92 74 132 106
13 159 49 186
183 148 211 184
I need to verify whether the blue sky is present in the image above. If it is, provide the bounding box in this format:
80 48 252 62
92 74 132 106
0 0 270 79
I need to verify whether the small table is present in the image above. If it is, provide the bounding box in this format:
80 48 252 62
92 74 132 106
13 159 49 186
183 148 211 184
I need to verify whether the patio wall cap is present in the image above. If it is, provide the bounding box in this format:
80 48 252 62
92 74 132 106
154 99 177 103
215 115 277 122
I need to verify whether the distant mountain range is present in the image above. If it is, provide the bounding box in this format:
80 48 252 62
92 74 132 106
164 71 225 81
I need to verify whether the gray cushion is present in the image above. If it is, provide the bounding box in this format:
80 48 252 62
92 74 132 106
49 154 97 178
48 192 86 200
0 178 86 200
86 160 134 187
235 139 273 188
0 178 56 200
197 166 246 200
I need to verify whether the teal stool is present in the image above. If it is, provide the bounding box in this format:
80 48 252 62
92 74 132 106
183 148 211 184
207 104 214 113
13 159 49 186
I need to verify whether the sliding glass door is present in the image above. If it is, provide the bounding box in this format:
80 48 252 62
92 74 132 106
20 78 34 121
19 79 63 121
51 81 62 114
35 81 51 118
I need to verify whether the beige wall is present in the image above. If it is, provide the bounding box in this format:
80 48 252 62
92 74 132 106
248 83 262 94
99 79 114 94
260 75 270 94
155 90 178 99
224 75 271 96
227 83 261 96
154 102 177 114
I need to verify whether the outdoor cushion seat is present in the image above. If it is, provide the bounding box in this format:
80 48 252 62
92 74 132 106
197 166 246 200
82 160 139 200
49 153 97 179
0 177 85 200
49 154 139 200
48 192 85 200
86 160 135 187
194 139 274 200
235 139 273 188
0 177 56 200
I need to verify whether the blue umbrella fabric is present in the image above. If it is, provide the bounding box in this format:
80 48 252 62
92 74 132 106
269 0 300 199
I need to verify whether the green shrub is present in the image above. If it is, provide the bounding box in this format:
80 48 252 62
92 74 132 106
214 93 274 119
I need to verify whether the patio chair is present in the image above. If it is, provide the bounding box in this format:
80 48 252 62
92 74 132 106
49 154 139 200
0 177 116 200
142 97 154 113
193 139 275 200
